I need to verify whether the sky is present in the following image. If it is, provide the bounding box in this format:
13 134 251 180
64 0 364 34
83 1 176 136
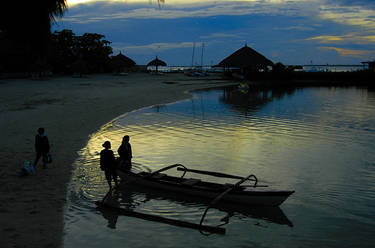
54 0 375 66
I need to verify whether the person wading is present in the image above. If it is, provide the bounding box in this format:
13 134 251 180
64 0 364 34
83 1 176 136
117 135 132 170
100 141 118 190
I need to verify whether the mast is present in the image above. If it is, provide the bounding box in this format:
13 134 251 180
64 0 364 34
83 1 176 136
191 42 195 70
200 42 204 71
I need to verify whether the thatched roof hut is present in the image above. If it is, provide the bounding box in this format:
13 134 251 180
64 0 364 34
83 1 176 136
147 56 167 72
110 52 136 72
217 45 273 72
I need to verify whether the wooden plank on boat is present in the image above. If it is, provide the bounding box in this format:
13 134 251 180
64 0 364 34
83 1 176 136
95 201 225 235
151 173 166 179
181 179 201 186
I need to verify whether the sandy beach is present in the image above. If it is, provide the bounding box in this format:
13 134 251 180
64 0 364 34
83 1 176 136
0 73 235 248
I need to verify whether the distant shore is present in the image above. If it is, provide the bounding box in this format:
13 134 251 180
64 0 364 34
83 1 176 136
230 70 375 88
0 73 235 248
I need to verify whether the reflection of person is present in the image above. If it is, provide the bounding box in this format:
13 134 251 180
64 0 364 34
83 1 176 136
97 191 119 229
33 127 50 169
101 207 118 229
100 141 118 190
117 135 132 170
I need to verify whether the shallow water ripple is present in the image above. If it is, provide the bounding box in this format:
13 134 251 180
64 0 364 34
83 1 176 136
64 87 375 248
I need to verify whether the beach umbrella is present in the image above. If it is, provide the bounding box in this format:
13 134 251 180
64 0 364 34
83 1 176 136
147 56 167 73
217 44 273 72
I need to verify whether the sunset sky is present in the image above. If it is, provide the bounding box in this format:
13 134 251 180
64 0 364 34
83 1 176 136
56 0 375 66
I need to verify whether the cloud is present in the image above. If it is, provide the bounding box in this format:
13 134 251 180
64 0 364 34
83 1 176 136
64 0 375 28
199 33 241 39
63 0 322 23
318 46 373 58
318 4 375 30
307 33 375 45
112 41 195 54
274 25 316 31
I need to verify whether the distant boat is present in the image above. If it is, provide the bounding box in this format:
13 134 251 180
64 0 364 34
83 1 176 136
185 42 209 77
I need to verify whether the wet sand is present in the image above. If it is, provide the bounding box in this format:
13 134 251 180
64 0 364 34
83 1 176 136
0 73 235 248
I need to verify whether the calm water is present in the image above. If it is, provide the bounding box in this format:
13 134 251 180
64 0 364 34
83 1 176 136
64 86 375 248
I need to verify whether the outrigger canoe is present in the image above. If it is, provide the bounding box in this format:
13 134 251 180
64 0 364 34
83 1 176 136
117 164 294 207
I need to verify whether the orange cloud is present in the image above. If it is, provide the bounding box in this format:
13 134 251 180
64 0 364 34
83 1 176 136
318 46 373 58
307 34 375 45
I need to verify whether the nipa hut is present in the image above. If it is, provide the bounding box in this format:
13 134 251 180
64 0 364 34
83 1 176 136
147 56 167 73
110 52 136 73
217 45 274 73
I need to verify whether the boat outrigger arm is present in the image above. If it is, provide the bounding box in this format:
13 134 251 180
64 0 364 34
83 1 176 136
150 163 262 186
143 163 266 231
199 173 259 230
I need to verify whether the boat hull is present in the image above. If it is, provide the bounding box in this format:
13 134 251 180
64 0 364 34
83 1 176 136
117 169 294 207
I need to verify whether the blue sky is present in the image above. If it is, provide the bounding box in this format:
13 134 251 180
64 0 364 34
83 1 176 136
54 0 375 66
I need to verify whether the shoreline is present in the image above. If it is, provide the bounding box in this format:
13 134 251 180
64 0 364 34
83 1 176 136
0 73 236 248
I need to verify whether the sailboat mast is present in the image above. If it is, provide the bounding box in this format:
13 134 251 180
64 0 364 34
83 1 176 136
191 42 195 69
200 42 205 70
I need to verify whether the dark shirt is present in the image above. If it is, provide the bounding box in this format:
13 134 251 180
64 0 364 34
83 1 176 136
117 143 132 161
100 149 116 171
35 134 50 153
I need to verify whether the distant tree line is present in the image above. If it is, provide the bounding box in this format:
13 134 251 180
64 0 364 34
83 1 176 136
48 29 113 74
0 1 120 76
0 28 114 75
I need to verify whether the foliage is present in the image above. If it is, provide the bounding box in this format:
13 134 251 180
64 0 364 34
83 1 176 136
48 29 113 74
0 0 67 73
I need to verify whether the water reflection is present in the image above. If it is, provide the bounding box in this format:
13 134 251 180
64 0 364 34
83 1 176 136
95 181 293 232
65 86 375 248
219 87 297 114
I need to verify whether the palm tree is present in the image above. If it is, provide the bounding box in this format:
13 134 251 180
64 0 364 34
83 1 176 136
0 1 67 71
1 1 66 35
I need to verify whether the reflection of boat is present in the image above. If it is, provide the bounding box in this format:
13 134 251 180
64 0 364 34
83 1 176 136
95 190 226 234
117 164 294 207
95 182 292 235
119 183 294 227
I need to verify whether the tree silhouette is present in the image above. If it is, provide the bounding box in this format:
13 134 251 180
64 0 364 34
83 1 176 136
49 30 113 74
0 1 67 72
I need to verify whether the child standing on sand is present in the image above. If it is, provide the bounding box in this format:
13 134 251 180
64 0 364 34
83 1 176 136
33 127 50 169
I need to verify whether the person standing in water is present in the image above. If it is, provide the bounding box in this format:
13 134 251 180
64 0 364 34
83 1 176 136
117 135 132 170
33 127 50 169
100 141 118 190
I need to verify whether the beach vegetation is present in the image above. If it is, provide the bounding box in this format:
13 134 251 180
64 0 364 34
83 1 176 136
49 30 113 74
0 0 67 75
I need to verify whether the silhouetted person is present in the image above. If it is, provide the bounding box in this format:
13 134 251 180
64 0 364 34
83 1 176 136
117 135 132 170
33 127 50 169
100 141 118 190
